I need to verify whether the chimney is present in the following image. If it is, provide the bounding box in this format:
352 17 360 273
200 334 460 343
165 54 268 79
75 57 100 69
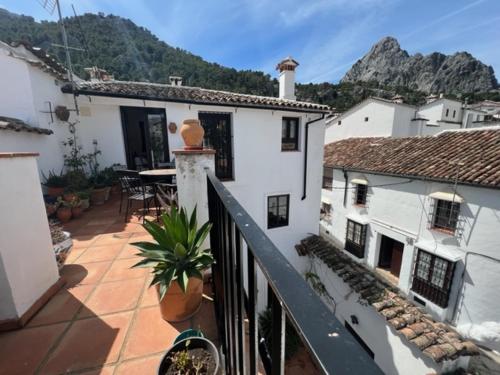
391 94 404 104
276 57 299 100
169 76 183 86
426 93 438 104
84 67 113 82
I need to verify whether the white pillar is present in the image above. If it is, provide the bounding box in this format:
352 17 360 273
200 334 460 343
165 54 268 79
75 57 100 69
173 149 215 231
0 153 61 329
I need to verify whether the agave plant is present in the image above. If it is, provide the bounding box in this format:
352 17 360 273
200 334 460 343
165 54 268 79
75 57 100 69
131 206 214 299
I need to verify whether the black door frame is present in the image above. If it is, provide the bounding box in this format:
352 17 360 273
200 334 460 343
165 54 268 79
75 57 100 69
120 106 169 170
198 111 234 180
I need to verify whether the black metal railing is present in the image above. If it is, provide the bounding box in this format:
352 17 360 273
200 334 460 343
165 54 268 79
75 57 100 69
207 171 382 375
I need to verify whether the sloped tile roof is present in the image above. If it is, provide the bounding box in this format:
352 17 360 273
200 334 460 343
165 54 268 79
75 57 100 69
324 128 500 188
5 41 67 80
62 81 331 113
0 116 53 135
296 235 479 363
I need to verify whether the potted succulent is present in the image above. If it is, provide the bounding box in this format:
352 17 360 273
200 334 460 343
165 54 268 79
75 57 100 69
157 338 219 375
43 170 67 198
131 206 214 322
50 221 73 270
77 191 91 210
56 198 72 223
63 190 78 202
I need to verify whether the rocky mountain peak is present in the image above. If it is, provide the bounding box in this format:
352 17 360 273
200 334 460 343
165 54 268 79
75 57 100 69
342 36 498 93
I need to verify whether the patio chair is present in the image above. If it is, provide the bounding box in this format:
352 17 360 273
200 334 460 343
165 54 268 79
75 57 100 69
116 169 139 214
155 182 178 219
119 174 155 222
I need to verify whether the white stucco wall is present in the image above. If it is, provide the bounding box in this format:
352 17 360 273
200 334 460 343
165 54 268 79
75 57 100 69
73 95 324 276
321 169 500 351
0 154 59 320
0 52 71 176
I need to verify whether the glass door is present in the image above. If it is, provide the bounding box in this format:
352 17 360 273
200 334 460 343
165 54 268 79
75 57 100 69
120 107 169 170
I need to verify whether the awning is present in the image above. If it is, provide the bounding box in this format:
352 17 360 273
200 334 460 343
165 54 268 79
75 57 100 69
346 213 369 225
429 191 464 203
351 178 368 185
414 240 463 262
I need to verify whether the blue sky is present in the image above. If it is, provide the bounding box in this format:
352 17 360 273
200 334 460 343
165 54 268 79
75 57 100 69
2 0 499 83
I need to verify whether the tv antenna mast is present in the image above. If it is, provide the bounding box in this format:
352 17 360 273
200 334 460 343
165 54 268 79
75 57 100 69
37 0 79 113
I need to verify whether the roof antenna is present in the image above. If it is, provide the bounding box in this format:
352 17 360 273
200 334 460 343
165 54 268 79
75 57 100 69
37 0 79 114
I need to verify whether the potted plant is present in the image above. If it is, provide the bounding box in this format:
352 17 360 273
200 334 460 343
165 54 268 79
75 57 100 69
50 221 73 270
56 198 72 223
77 190 91 210
157 338 219 375
131 206 214 322
89 171 108 206
63 190 78 202
42 170 67 197
70 198 83 219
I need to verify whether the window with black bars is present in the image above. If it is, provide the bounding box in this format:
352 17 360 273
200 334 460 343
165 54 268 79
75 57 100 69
267 194 289 229
345 219 367 258
411 249 455 308
432 199 460 233
354 184 367 205
281 117 299 151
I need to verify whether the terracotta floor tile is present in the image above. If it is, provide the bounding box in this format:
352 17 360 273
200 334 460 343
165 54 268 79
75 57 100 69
76 243 125 263
41 311 133 375
115 354 163 374
122 306 189 360
28 284 95 327
65 247 87 264
92 233 132 247
73 225 109 236
101 258 147 282
73 234 98 249
61 261 112 287
140 285 159 308
0 322 67 375
117 244 142 259
86 217 119 226
78 365 115 375
128 234 154 243
78 278 144 317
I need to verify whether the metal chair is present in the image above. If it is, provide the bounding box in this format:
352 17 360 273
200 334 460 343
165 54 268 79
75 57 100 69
119 173 155 222
116 169 138 214
155 182 178 219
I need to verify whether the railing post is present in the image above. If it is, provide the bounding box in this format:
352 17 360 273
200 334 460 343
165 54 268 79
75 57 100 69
270 292 285 375
247 251 258 375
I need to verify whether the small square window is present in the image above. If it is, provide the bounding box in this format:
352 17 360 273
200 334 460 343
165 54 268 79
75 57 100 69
355 184 367 205
433 199 460 233
452 110 456 118
338 120 342 125
445 108 449 117
282 117 299 151
267 194 289 229
364 117 369 122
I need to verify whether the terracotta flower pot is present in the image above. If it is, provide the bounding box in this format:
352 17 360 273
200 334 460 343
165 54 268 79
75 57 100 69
80 198 90 210
63 193 77 202
90 188 107 206
56 207 72 223
47 186 64 198
156 277 203 322
180 119 204 150
71 206 83 218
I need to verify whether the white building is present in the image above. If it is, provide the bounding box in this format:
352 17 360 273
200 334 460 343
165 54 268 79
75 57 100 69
325 95 494 143
0 41 329 277
312 128 500 374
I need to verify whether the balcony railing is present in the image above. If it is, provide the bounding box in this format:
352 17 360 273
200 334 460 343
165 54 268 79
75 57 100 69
207 171 382 374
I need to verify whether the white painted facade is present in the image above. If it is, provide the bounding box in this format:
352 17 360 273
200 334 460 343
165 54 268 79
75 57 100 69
0 154 59 321
0 44 325 278
325 97 491 143
320 169 500 358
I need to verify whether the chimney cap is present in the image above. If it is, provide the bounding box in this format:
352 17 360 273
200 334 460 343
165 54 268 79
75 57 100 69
169 76 183 86
276 56 299 72
84 66 113 81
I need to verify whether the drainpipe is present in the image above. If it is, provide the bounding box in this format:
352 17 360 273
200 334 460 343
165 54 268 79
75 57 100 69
301 113 325 200
342 168 348 207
